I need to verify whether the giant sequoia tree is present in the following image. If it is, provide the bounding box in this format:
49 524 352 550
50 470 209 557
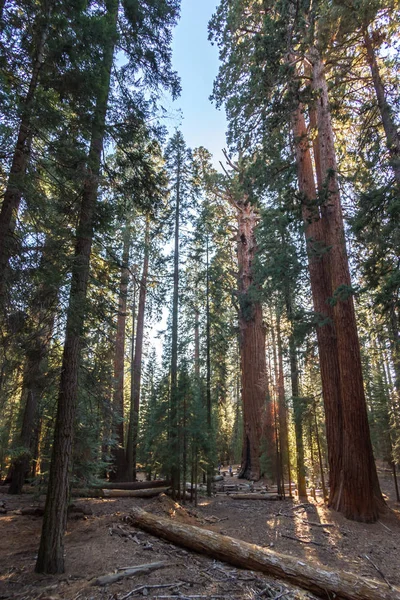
210 0 387 520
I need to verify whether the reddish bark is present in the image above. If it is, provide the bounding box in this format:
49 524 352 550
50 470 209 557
292 104 343 507
312 54 385 522
236 202 272 481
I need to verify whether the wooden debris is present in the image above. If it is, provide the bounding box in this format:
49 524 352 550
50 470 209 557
96 480 169 491
119 582 185 600
229 493 281 501
363 554 393 589
91 561 167 586
279 513 335 528
127 507 400 600
102 487 169 498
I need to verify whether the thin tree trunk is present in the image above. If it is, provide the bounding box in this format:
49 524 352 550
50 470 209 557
126 276 136 480
236 203 270 481
110 228 130 481
206 235 213 496
292 104 343 507
314 402 327 501
0 11 49 291
170 159 181 499
128 217 150 480
35 0 118 574
286 306 307 500
312 53 385 522
276 310 292 497
363 29 400 185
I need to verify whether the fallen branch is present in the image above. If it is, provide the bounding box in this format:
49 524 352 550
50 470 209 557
119 582 185 600
127 507 400 600
363 555 393 590
92 561 167 586
279 514 335 528
229 494 281 501
280 533 324 547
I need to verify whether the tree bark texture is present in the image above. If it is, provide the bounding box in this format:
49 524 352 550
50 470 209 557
128 507 400 600
236 202 271 481
292 105 343 507
128 218 150 480
35 0 119 574
110 228 130 481
312 53 385 522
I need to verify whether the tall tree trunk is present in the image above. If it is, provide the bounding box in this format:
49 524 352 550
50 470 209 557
0 11 48 292
312 53 385 522
126 270 136 478
363 29 400 186
285 294 307 500
110 228 130 481
206 235 213 496
35 0 118 574
276 309 292 496
236 203 270 481
313 401 327 501
194 309 200 378
170 161 181 498
292 104 343 507
128 217 150 480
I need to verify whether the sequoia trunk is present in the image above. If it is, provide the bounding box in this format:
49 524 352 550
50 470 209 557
312 54 385 521
237 203 270 481
292 105 343 507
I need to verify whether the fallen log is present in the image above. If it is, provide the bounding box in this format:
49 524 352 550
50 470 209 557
95 480 169 491
102 487 170 498
127 507 400 600
92 561 167 586
229 493 281 501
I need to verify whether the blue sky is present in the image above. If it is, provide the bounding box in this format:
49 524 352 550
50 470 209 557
164 0 227 167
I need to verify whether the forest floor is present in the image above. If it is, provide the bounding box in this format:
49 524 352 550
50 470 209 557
0 471 399 600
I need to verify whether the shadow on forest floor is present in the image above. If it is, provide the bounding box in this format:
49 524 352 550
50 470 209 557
0 471 399 600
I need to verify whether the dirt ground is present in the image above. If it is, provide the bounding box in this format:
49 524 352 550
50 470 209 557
0 473 399 600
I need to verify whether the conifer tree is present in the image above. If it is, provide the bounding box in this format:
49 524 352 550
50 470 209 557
35 0 180 573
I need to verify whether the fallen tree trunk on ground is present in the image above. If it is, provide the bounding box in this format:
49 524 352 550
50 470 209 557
95 480 169 491
229 493 281 500
102 487 169 498
127 507 399 600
